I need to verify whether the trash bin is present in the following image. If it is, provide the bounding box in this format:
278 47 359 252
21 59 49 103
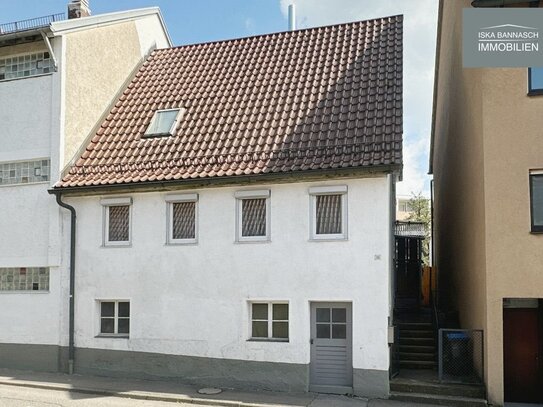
444 331 473 376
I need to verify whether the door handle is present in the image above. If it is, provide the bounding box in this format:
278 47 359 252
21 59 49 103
310 339 314 345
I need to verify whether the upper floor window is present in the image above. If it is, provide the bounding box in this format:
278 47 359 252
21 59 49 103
101 197 132 246
166 193 198 244
0 52 53 81
235 190 270 242
0 159 50 186
0 267 49 291
309 185 348 240
528 67 543 95
530 172 543 233
144 109 182 137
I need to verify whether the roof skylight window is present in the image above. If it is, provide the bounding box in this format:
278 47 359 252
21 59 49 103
144 108 182 137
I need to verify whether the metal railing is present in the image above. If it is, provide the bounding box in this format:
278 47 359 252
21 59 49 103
0 13 65 35
394 221 426 238
438 329 484 384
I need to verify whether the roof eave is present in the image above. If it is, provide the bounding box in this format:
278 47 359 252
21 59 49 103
50 164 402 197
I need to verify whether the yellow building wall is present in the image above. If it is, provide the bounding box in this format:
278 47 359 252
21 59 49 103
63 21 143 167
434 1 543 405
481 67 543 406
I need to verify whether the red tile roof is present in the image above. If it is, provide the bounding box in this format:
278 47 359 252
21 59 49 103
57 16 403 188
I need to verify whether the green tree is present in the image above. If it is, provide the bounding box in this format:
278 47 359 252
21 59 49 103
406 192 431 265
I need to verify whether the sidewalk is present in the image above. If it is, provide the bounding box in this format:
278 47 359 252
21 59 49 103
0 368 436 406
0 368 363 407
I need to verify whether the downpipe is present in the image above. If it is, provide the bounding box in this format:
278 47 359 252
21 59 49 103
53 192 76 375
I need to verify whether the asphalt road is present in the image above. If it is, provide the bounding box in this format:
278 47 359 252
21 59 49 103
0 384 196 407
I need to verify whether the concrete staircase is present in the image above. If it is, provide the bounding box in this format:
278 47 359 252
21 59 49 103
390 376 487 407
392 308 487 406
397 312 437 370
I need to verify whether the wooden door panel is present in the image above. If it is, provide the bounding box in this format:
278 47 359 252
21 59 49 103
503 308 540 403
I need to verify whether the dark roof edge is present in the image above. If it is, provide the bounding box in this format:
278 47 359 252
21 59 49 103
163 14 404 52
50 164 402 197
428 0 444 175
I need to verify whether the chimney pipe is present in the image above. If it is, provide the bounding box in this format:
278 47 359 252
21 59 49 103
68 0 91 19
288 4 296 31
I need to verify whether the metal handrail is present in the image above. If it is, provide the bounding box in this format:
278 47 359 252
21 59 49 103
0 13 65 35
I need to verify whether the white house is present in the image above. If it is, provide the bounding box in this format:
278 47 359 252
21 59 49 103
0 1 170 373
51 15 403 397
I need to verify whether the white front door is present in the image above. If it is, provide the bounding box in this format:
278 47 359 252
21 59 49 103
309 302 353 394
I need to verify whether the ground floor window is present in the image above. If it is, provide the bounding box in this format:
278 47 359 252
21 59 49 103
99 301 130 336
250 302 288 341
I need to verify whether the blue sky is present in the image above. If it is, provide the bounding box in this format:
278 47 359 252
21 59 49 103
2 1 438 196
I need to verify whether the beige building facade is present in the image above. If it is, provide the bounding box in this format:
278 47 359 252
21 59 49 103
431 0 543 405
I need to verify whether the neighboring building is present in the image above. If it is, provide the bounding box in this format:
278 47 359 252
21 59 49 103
51 16 403 397
396 195 413 221
0 1 170 373
431 0 543 404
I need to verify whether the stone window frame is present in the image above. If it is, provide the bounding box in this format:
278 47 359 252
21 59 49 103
165 193 198 245
249 301 289 342
235 189 271 243
309 185 348 241
101 197 132 247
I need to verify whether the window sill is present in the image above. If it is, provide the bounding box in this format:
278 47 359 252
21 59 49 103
309 236 348 242
166 240 198 246
247 338 289 343
235 238 271 244
530 229 543 234
95 334 129 339
101 243 132 248
0 290 49 294
0 181 50 189
528 90 543 96
0 72 54 84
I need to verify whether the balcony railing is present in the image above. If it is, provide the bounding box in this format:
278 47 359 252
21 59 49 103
394 221 426 238
0 13 65 35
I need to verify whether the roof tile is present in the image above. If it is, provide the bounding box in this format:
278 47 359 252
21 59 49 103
57 16 403 188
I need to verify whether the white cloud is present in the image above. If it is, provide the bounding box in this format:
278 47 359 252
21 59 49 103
244 17 256 34
279 0 438 197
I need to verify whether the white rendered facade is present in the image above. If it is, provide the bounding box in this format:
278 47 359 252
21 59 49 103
0 8 170 371
61 175 397 396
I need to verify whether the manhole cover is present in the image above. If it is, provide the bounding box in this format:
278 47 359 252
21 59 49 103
198 387 223 395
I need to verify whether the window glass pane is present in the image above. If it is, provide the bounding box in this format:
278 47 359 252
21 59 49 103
273 304 288 320
531 175 543 227
172 202 196 239
242 198 266 237
118 318 130 334
316 194 342 234
101 318 114 334
332 324 347 339
316 323 330 338
530 68 543 91
145 110 179 135
252 303 268 320
332 308 346 323
108 205 130 241
316 308 330 323
272 322 289 339
118 302 130 318
252 321 268 337
101 302 114 317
